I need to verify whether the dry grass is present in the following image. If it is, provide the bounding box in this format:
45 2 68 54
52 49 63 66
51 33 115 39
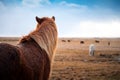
0 37 120 80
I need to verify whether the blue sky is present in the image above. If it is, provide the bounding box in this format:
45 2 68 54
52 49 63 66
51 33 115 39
0 0 120 37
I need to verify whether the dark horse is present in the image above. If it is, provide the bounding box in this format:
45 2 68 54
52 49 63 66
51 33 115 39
0 16 58 80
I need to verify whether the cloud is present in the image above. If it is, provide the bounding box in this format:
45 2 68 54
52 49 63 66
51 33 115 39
59 1 87 9
0 0 120 37
22 0 51 7
62 20 120 37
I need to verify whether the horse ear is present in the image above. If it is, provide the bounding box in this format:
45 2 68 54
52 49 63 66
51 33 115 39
52 16 55 21
36 16 41 23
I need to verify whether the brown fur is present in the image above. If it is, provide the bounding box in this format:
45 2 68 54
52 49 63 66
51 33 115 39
0 16 58 80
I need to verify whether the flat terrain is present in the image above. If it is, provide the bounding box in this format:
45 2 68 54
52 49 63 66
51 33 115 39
0 37 120 80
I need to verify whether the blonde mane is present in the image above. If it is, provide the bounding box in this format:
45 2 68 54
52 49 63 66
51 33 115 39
29 18 58 61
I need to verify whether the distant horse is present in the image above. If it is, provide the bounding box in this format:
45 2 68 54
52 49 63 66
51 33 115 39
89 44 95 56
0 16 58 80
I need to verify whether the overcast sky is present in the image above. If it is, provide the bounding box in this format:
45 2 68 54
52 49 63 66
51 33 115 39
0 0 120 37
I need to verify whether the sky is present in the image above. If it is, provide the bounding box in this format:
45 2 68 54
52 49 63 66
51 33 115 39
0 0 120 38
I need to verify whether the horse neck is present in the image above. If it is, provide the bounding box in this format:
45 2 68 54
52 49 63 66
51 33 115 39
29 24 58 62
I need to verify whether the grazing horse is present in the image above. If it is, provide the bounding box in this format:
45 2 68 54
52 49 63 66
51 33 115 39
0 16 58 80
89 44 95 56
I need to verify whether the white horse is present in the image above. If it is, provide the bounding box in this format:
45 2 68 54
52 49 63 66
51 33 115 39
89 44 95 56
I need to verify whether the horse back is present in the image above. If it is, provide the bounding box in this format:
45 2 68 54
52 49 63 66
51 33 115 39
0 41 51 80
18 41 50 80
0 43 21 80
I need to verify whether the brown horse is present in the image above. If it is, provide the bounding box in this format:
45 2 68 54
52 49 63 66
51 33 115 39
0 16 58 80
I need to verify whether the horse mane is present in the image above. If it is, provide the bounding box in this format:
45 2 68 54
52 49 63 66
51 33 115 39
19 17 58 61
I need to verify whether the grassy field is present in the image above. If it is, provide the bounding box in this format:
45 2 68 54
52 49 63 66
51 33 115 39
0 37 120 80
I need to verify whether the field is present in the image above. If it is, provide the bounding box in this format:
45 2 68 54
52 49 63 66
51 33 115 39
0 37 120 80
